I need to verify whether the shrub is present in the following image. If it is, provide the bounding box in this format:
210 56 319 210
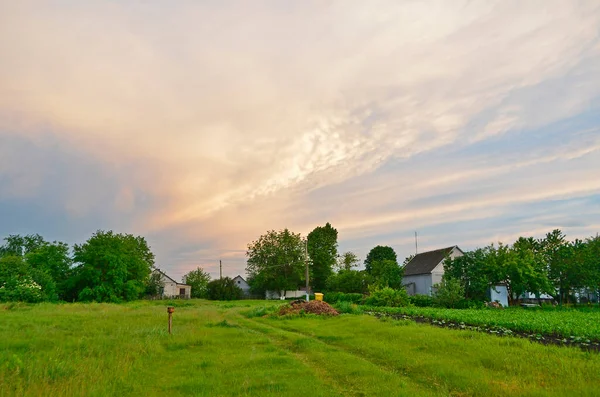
323 292 363 305
325 270 370 294
433 277 464 308
409 294 434 307
334 301 363 314
363 287 410 307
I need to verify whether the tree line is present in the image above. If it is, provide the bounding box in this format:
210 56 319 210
0 231 245 303
444 229 600 305
245 223 405 297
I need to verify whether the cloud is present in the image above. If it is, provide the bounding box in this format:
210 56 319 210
1 1 599 278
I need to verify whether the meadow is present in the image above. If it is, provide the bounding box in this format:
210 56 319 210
2 300 600 396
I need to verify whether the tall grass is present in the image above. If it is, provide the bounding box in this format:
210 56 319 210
1 300 599 396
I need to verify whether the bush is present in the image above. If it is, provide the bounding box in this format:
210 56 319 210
433 277 464 308
325 270 370 294
409 294 434 307
334 301 364 314
207 277 243 300
363 287 410 307
323 292 363 305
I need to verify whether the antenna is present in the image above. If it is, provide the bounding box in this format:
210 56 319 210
415 231 418 254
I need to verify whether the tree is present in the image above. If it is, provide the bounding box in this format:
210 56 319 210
72 230 155 302
336 251 360 271
183 267 211 299
246 229 305 298
433 277 464 308
325 270 370 293
364 246 397 274
0 255 56 302
307 223 338 291
369 259 403 289
444 248 491 301
207 277 242 300
25 241 72 300
145 270 164 297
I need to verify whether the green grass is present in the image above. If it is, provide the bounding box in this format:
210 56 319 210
1 300 599 396
363 305 600 339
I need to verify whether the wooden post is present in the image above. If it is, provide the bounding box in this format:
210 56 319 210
167 306 175 334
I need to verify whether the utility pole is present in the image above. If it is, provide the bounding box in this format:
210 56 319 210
305 239 309 302
415 231 418 255
220 260 222 279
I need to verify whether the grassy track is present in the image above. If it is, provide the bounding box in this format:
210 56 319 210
1 300 600 396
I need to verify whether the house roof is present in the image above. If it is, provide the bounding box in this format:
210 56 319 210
403 246 460 276
154 268 190 286
233 275 247 282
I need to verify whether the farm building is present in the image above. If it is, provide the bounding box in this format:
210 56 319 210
403 246 464 296
232 275 251 296
153 269 191 299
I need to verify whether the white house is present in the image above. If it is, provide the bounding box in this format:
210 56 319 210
232 275 251 296
153 269 191 299
403 246 464 296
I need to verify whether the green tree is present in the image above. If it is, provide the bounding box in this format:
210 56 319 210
370 259 403 289
246 229 306 297
72 230 155 302
183 267 211 299
444 248 491 301
207 277 242 300
25 241 72 300
325 269 370 293
145 270 164 297
307 223 338 292
364 245 397 274
0 255 55 302
336 251 360 271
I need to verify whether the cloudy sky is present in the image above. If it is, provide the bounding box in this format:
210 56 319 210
1 1 599 281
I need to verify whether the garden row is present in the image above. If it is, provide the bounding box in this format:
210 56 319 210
358 305 600 342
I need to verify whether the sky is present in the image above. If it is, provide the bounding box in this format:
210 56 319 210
1 1 599 282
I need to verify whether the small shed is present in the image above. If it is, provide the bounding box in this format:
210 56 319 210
232 275 251 296
153 269 191 299
403 246 464 296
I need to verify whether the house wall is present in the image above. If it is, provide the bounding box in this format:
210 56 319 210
266 290 306 300
403 246 465 296
158 273 191 298
233 276 251 296
489 285 509 307
403 274 433 296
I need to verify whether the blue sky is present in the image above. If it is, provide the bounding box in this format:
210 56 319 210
1 1 599 281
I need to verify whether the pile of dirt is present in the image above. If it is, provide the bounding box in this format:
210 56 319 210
278 299 339 316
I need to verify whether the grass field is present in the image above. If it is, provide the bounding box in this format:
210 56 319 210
2 300 600 396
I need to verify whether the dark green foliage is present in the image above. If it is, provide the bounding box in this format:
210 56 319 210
409 294 434 307
325 269 370 293
72 230 155 302
364 287 410 307
307 223 338 292
183 267 211 298
369 259 403 289
207 277 243 300
364 245 398 274
323 292 363 304
246 229 306 296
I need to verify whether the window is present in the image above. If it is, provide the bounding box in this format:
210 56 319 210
237 281 241 284
180 288 186 295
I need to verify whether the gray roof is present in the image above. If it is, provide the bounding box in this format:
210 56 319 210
403 246 459 276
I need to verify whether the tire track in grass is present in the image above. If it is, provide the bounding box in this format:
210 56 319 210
230 313 439 397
